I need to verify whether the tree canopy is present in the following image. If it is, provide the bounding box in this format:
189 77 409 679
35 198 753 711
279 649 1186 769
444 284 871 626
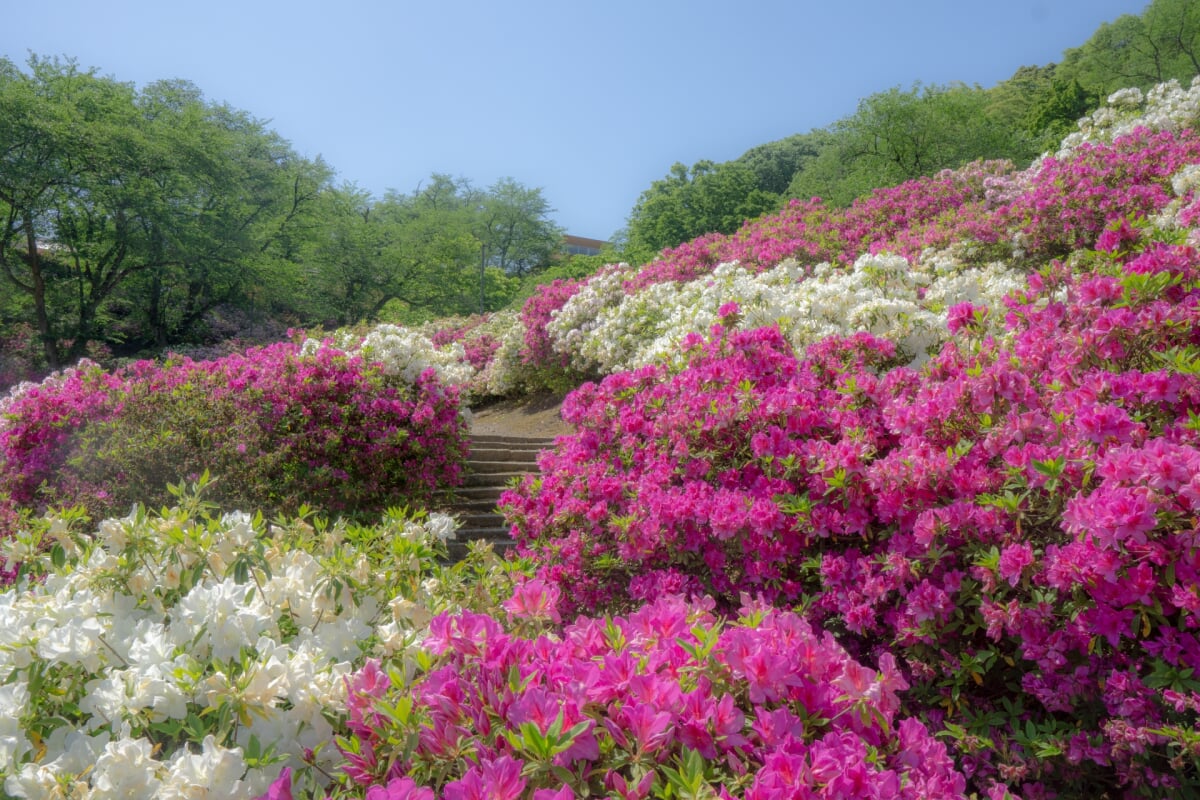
0 56 332 367
0 56 564 377
786 82 1038 207
624 160 778 263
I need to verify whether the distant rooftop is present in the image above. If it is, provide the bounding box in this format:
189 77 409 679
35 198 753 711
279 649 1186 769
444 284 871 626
562 234 607 256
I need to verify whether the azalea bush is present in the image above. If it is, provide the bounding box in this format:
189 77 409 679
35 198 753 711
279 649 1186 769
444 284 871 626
262 592 965 800
1059 76 1200 155
501 230 1200 796
0 480 463 799
308 324 475 389
0 338 467 541
547 253 1023 374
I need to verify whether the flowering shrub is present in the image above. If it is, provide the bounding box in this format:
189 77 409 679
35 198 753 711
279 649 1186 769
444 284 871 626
487 80 1200 401
0 481 461 799
420 311 528 398
1059 76 1200 156
548 254 1022 373
0 360 125 508
264 593 965 800
307 324 475 388
502 233 1200 796
0 340 467 543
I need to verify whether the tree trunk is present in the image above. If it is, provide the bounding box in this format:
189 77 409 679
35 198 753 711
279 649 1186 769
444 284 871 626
22 214 61 368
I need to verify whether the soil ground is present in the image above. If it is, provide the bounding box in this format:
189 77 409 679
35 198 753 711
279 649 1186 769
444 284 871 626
466 392 571 439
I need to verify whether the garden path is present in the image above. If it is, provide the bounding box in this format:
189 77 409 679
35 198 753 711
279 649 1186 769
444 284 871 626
443 393 568 559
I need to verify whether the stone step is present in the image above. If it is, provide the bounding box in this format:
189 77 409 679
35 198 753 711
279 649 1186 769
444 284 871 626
470 434 556 446
442 432 552 561
454 496 507 510
463 470 529 487
456 525 513 541
469 459 548 475
460 511 506 526
466 448 543 463
452 484 513 499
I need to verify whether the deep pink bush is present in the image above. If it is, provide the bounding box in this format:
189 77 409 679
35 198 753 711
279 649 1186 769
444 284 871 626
0 342 467 553
302 594 965 800
501 238 1200 796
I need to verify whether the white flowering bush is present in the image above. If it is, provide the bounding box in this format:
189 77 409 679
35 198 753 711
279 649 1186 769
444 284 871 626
544 263 634 364
0 476 461 799
1058 75 1200 156
545 253 1023 374
303 324 474 388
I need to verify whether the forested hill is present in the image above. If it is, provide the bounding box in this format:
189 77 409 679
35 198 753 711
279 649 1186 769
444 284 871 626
620 0 1200 263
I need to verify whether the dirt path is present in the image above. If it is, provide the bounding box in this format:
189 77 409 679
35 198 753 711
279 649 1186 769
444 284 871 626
467 392 571 439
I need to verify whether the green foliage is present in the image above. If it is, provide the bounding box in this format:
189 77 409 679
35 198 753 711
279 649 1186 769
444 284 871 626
733 131 831 195
1057 0 1200 96
787 83 1038 207
514 251 614 304
0 55 566 375
625 160 778 263
1026 78 1100 146
296 174 560 326
0 55 333 367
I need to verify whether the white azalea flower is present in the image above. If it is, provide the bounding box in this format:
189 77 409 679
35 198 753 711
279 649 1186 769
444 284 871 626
172 579 275 662
159 735 248 800
90 736 162 800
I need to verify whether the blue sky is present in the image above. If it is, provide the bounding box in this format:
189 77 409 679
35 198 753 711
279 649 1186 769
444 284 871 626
4 0 1153 240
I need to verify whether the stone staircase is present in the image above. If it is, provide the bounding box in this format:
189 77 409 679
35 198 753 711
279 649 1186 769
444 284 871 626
444 433 555 560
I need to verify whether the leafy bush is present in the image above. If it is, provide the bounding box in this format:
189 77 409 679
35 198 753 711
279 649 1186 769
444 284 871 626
0 340 467 549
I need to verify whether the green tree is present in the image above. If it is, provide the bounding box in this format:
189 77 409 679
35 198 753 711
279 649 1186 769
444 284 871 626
733 131 831 195
787 83 1035 206
1026 78 1099 145
0 56 327 365
477 177 563 278
1057 0 1200 94
301 174 550 325
625 160 778 263
301 179 478 326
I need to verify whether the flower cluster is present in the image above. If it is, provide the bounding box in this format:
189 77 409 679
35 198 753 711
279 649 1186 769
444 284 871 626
264 593 965 800
1060 76 1200 156
306 324 475 388
0 486 461 799
482 80 1200 398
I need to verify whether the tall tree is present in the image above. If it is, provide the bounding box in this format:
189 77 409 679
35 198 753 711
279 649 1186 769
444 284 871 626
1057 0 1200 94
734 131 831 195
787 83 1035 206
625 160 778 263
477 177 562 278
0 56 327 365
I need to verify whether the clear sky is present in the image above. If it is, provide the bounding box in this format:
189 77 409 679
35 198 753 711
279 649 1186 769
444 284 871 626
4 0 1153 241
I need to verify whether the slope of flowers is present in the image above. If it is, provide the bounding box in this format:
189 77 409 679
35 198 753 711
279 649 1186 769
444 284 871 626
486 77 1200 398
0 488 460 799
0 338 467 562
302 76 1200 401
7 78 1200 800
502 231 1200 796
